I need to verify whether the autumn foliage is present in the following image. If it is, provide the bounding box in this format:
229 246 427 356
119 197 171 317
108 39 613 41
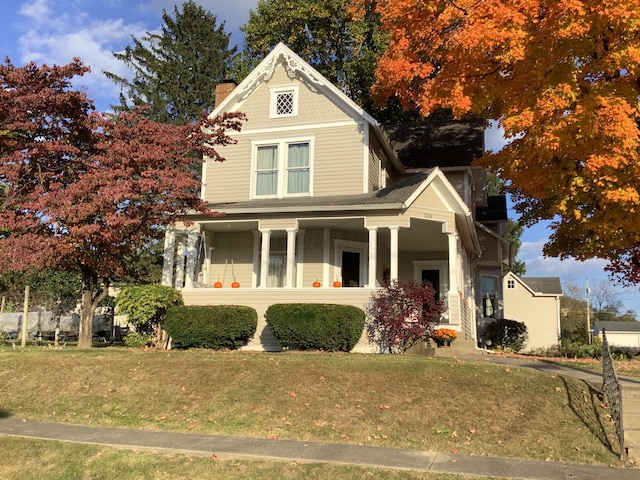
366 280 444 353
355 1 640 282
0 58 244 347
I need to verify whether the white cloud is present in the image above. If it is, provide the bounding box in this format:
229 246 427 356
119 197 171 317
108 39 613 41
140 0 258 35
15 1 150 110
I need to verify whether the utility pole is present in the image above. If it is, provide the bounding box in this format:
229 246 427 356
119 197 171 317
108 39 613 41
586 279 591 345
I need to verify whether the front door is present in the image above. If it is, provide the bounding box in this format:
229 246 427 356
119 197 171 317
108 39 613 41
421 269 440 299
342 251 361 287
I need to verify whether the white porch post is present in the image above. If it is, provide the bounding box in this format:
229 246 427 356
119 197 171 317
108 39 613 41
161 227 176 287
174 235 186 289
285 228 297 288
184 231 198 288
252 231 260 288
296 229 306 288
322 227 330 287
367 227 378 288
259 229 271 288
447 232 458 295
389 226 399 282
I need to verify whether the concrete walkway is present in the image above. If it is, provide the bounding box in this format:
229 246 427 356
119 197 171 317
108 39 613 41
0 416 637 480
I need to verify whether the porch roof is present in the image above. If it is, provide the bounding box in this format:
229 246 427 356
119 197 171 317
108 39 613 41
205 170 433 214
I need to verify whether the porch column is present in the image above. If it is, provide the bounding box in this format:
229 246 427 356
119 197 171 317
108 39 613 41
184 231 199 288
285 228 297 288
296 229 306 287
447 232 458 295
322 227 330 287
389 226 400 282
174 235 186 289
252 231 260 288
367 227 378 288
259 229 271 288
161 227 176 287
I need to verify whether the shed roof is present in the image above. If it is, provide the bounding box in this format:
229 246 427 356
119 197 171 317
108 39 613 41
520 277 563 296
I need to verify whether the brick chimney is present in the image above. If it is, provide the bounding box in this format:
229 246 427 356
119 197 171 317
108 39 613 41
214 80 237 108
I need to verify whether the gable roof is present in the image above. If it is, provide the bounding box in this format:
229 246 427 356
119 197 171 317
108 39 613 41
385 120 484 169
594 321 640 333
212 43 377 124
505 272 563 296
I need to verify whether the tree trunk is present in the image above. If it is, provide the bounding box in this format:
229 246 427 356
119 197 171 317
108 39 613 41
77 266 110 349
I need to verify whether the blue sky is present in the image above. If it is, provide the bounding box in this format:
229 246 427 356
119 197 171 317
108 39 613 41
2 0 638 315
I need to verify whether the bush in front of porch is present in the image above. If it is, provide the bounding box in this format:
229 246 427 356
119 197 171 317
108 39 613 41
366 280 444 353
165 305 258 349
265 304 365 352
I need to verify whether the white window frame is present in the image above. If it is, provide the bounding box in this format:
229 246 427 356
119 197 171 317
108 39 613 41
334 239 368 287
270 85 299 118
251 137 314 199
506 278 516 289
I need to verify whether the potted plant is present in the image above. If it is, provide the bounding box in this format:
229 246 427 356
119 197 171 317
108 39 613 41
432 328 457 347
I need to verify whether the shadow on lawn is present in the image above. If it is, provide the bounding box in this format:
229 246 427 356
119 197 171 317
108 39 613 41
560 376 621 457
0 409 12 419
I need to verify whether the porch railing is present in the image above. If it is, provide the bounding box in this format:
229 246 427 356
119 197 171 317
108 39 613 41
601 329 626 460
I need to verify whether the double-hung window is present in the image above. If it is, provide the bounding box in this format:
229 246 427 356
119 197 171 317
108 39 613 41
254 139 312 198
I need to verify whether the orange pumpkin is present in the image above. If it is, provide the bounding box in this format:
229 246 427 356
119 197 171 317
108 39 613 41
333 280 342 288
231 281 240 288
312 280 321 288
213 281 223 288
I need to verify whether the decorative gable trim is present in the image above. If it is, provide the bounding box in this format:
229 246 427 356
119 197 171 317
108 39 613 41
211 43 379 127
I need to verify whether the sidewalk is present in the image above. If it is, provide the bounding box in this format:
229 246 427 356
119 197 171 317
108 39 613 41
0 416 637 480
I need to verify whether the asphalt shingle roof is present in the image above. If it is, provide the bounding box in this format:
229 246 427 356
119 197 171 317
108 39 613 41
520 277 563 295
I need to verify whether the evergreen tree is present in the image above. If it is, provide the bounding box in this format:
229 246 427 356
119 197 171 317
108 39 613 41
105 1 236 124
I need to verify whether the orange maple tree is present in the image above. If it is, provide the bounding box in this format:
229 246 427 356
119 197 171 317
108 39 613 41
353 0 640 282
0 58 244 347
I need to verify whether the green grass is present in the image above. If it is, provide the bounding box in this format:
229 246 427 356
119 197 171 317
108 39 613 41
0 437 504 480
0 347 624 467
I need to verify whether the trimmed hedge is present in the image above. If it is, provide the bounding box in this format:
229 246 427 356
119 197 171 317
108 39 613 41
265 303 365 352
165 305 258 350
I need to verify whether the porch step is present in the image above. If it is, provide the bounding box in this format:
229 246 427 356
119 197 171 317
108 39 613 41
406 338 479 357
433 338 478 357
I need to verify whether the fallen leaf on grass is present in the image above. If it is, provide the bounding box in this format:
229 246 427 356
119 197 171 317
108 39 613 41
314 420 327 427
290 391 297 397
378 404 391 409
210 454 218 460
266 434 279 440
555 387 563 392
504 368 511 373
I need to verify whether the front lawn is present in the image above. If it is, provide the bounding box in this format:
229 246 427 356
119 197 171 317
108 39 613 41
0 348 624 465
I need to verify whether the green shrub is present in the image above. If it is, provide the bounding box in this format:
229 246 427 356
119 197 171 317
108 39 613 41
265 303 365 352
165 305 258 350
124 331 152 348
484 318 528 352
115 285 183 349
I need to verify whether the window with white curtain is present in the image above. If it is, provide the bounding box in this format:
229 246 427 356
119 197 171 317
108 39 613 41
481 276 498 318
253 140 312 198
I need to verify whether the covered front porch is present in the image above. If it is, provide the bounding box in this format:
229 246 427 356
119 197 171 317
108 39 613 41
162 213 477 351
